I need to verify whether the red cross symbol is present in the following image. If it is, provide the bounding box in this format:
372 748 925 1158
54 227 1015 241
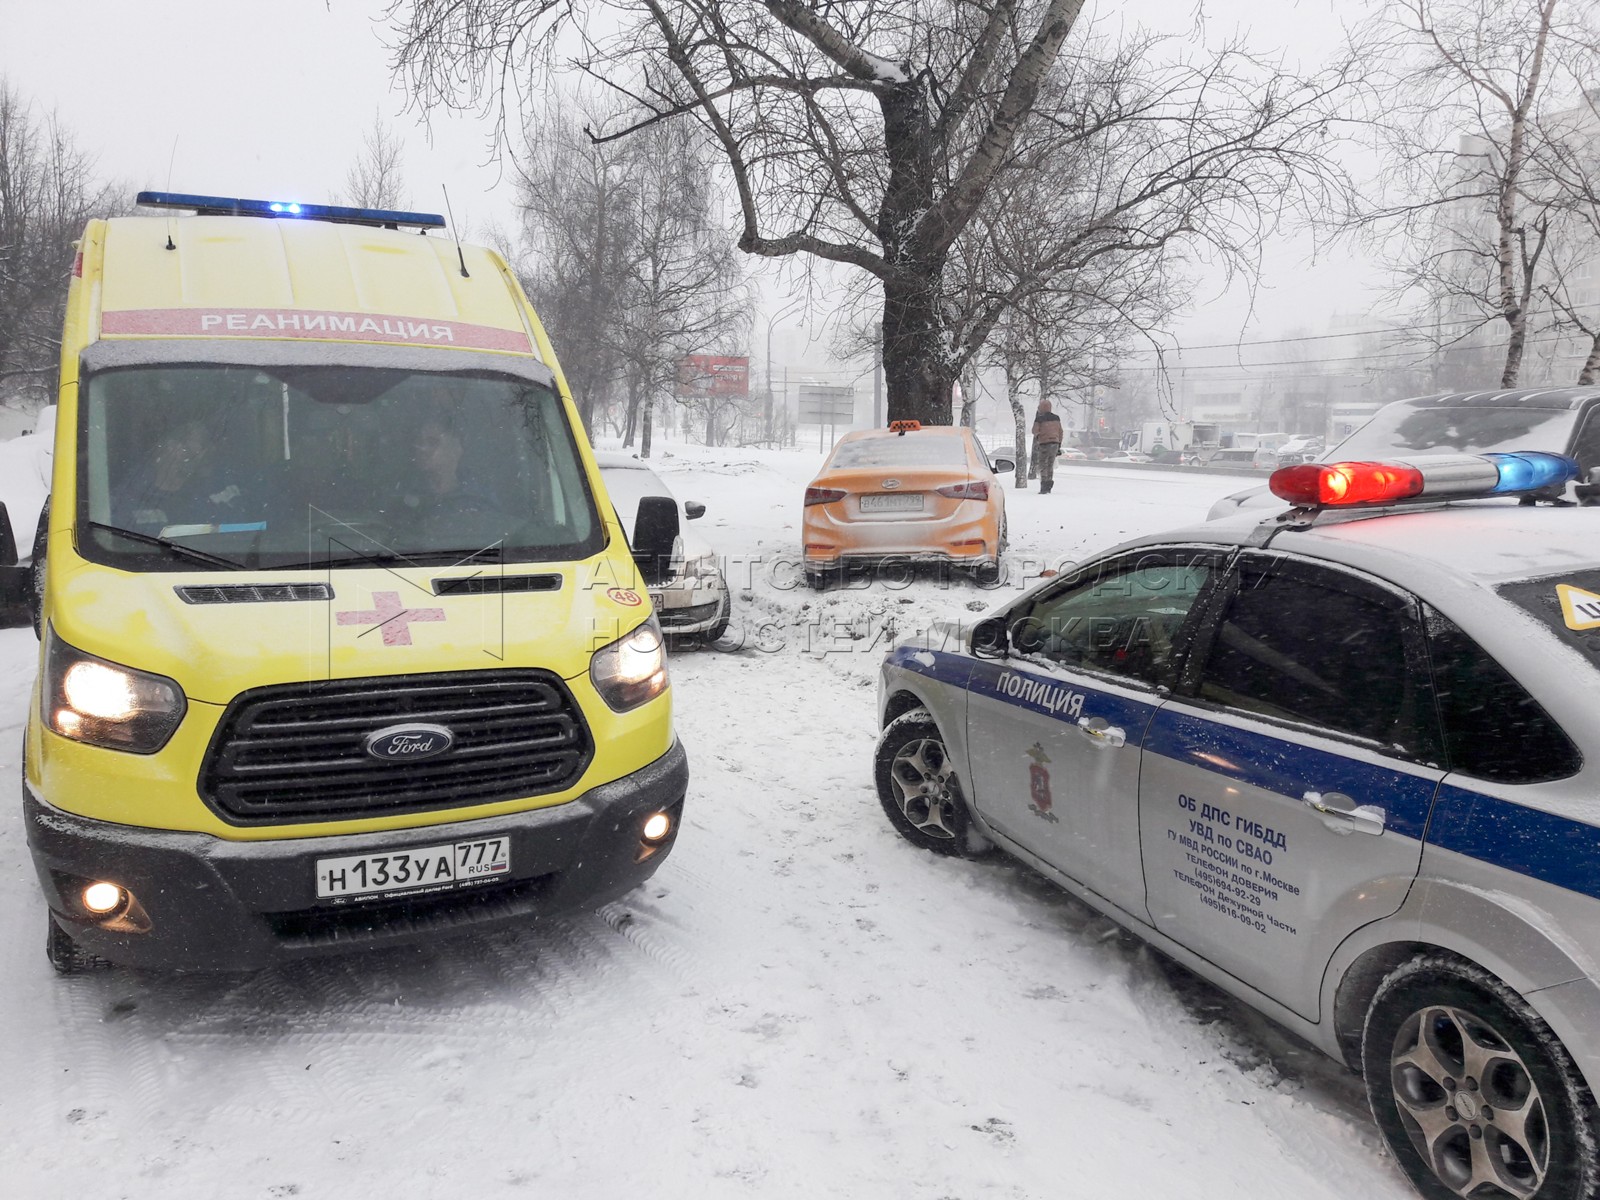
336 590 446 646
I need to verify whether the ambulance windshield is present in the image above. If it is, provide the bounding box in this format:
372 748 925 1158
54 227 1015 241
77 363 603 570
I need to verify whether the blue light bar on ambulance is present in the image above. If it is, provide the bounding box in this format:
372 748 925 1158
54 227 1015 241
1270 452 1581 508
134 191 447 231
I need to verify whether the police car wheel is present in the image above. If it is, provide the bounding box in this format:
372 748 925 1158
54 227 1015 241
1362 955 1599 1200
45 916 111 976
875 709 988 858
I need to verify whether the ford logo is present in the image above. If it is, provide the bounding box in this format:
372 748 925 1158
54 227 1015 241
363 723 455 762
881 478 901 489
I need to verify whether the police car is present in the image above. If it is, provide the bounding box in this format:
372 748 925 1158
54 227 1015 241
877 451 1600 1200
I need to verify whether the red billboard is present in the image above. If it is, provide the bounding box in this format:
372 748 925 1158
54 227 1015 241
677 354 750 399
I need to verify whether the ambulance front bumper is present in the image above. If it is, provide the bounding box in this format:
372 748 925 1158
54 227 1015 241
25 741 688 971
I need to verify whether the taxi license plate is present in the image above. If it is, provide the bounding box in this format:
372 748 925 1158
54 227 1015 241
860 493 924 512
315 837 511 901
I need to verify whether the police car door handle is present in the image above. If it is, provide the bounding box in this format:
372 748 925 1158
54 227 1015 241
1076 716 1126 749
1304 791 1386 837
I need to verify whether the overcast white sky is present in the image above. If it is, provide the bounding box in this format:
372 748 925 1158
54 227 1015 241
0 0 1381 358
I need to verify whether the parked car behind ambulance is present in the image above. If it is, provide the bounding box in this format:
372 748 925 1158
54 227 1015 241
4 192 688 973
596 451 731 643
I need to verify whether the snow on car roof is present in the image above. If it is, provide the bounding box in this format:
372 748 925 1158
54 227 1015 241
843 424 966 438
1296 504 1600 583
593 450 656 470
1150 502 1600 586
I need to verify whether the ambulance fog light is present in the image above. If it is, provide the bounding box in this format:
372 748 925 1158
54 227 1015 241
81 882 125 915
44 629 187 753
642 812 672 842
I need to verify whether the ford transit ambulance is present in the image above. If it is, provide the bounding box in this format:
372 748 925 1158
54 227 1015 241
9 192 688 973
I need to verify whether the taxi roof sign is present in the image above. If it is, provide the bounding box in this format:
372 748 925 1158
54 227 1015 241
888 420 922 435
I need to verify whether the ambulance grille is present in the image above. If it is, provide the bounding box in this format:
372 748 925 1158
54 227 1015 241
199 670 592 824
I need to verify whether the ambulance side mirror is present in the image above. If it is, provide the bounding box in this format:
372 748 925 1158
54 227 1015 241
0 504 16 567
632 496 680 587
0 503 26 620
685 501 706 520
971 615 1009 659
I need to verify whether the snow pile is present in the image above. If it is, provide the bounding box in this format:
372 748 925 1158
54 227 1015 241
0 417 54 558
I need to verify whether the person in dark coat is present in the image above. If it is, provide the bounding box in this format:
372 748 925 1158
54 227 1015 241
1031 399 1064 494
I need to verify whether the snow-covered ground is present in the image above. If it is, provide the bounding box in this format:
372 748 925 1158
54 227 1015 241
0 447 1416 1199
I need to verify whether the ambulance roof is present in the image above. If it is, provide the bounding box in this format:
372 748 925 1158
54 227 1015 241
92 215 538 359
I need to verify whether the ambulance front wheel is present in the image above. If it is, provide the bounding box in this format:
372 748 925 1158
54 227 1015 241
1362 954 1599 1200
874 708 990 859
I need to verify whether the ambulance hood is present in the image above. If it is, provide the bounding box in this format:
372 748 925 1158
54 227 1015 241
49 557 649 705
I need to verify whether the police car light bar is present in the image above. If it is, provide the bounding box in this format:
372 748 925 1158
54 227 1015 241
135 191 447 231
1269 452 1581 508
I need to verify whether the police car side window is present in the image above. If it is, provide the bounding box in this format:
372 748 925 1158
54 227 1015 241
1011 558 1213 689
1196 563 1439 760
1422 606 1582 784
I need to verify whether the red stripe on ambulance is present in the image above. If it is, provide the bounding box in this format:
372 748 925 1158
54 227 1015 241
99 307 532 353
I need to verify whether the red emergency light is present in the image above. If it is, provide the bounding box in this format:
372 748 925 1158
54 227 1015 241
1270 462 1424 507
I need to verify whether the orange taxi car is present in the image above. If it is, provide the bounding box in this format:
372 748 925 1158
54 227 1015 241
801 422 1007 586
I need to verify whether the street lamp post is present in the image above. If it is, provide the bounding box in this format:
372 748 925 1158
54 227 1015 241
765 318 775 446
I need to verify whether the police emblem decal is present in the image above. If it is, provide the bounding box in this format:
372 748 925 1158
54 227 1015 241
1026 742 1059 823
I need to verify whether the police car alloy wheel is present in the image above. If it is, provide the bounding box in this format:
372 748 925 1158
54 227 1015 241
874 709 988 858
1362 955 1600 1200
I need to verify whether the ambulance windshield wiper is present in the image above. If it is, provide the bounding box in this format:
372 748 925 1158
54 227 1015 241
85 522 249 571
271 546 506 570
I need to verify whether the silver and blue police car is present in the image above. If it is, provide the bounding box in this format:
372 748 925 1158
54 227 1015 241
877 451 1600 1200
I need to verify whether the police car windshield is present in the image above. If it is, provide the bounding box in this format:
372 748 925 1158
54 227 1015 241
829 436 966 468
77 363 603 571
1331 403 1582 460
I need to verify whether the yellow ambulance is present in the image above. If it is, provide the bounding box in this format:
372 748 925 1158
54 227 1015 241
6 192 687 972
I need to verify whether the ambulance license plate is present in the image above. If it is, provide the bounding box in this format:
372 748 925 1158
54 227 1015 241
860 493 924 512
315 837 511 900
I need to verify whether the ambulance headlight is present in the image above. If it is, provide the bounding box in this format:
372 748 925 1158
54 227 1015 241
44 629 186 753
590 618 669 712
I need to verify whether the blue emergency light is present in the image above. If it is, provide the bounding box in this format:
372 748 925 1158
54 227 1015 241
1482 451 1576 494
135 191 447 231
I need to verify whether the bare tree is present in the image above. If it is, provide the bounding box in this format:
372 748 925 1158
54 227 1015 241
509 98 747 443
387 1 1349 426
509 99 637 431
341 110 410 210
1530 82 1600 384
1351 0 1596 387
0 80 118 417
612 118 749 456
